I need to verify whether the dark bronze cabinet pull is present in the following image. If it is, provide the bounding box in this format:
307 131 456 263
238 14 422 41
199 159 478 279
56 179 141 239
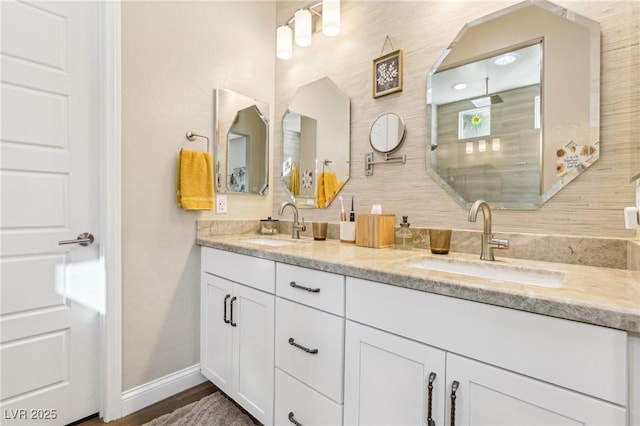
288 337 318 354
290 281 320 293
229 296 237 327
427 372 436 426
450 380 460 426
288 411 303 426
223 294 231 324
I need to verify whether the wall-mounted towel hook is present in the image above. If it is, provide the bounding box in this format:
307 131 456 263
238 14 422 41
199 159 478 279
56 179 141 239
186 131 210 152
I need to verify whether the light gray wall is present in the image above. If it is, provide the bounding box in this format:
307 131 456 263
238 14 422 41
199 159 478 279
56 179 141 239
121 1 275 390
274 0 639 238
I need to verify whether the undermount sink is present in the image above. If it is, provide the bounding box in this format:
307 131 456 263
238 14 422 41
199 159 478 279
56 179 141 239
404 256 563 288
241 238 299 247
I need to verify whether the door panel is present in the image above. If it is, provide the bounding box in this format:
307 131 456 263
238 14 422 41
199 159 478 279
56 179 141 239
0 1 101 423
344 321 446 426
233 283 274 425
1 331 68 400
1 254 66 314
446 354 626 426
202 274 233 392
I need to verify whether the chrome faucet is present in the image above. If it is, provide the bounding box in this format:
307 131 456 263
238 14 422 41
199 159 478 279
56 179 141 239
468 199 509 261
278 201 306 239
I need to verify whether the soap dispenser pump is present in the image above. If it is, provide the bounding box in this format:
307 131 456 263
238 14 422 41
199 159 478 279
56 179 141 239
395 216 413 250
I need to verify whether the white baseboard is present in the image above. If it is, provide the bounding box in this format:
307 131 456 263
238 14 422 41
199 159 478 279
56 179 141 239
121 364 207 417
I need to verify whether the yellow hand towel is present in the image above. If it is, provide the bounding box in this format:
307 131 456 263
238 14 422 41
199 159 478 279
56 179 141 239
323 171 339 203
176 149 214 210
316 171 327 208
289 162 300 196
316 171 340 208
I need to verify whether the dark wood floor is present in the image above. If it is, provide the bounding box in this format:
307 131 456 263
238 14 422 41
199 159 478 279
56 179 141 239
72 382 218 426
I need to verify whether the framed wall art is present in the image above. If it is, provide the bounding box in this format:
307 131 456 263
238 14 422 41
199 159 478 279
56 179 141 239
458 106 491 139
373 49 403 98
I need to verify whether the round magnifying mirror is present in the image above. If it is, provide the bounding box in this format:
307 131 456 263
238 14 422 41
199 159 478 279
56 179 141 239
369 113 406 153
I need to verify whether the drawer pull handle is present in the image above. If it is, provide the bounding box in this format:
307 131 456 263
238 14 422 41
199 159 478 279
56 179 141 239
450 380 460 426
288 411 303 426
427 372 436 426
223 294 231 324
288 337 318 354
290 281 320 293
229 296 237 327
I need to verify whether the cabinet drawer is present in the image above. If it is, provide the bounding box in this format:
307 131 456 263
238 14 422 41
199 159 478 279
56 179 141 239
275 297 344 403
275 368 343 426
201 247 275 293
276 263 344 315
346 277 627 406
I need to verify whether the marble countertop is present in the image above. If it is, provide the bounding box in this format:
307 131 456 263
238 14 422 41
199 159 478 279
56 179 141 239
197 234 640 333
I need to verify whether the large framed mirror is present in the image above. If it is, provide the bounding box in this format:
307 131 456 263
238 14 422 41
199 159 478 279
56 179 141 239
214 89 269 194
281 77 350 208
427 0 600 209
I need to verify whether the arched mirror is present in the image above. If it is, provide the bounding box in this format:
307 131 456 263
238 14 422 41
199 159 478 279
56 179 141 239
281 77 350 208
370 113 406 153
214 89 269 194
426 0 600 209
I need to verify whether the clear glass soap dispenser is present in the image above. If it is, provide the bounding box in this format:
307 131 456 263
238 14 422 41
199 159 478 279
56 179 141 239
395 216 413 250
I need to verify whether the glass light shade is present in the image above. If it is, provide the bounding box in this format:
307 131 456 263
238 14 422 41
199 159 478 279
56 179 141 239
276 25 292 60
466 142 474 154
322 0 340 36
492 138 501 151
478 139 487 152
295 9 312 47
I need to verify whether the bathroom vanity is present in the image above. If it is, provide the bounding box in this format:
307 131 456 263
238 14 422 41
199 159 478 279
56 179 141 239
198 232 639 426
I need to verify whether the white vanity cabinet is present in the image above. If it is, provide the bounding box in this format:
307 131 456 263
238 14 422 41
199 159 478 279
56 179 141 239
200 247 275 425
345 277 628 426
274 263 345 426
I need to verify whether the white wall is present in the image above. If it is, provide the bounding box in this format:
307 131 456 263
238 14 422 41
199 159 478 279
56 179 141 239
121 1 275 390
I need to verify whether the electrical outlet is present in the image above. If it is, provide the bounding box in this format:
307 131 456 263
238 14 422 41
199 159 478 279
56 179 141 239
216 194 228 214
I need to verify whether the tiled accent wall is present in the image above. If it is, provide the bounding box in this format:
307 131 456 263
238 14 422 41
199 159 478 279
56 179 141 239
273 0 639 239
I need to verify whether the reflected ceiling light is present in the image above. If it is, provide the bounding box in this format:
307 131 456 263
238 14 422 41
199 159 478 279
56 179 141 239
276 0 341 60
452 82 467 90
494 54 517 66
276 25 293 60
323 0 341 36
295 9 312 46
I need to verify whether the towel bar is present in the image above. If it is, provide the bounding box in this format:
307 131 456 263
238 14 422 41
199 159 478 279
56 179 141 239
186 131 210 152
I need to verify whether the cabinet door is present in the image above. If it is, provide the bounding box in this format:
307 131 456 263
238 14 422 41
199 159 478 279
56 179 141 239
446 354 626 426
201 274 233 394
344 321 446 426
231 283 275 426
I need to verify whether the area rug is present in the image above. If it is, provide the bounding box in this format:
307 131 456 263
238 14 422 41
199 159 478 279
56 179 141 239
143 392 256 426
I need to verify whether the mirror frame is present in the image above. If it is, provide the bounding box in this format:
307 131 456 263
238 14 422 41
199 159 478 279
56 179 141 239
213 88 269 195
426 0 600 210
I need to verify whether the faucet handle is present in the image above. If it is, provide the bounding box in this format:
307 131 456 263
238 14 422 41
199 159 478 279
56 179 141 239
299 217 306 232
490 237 509 249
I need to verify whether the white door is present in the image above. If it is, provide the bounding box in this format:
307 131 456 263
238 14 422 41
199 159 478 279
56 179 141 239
232 282 274 426
445 354 626 426
344 321 446 426
201 274 233 393
1 1 102 424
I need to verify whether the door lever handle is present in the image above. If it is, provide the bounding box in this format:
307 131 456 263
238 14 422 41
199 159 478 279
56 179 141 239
58 232 94 246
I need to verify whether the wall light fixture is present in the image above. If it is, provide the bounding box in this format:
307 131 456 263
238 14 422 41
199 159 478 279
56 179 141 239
276 0 341 60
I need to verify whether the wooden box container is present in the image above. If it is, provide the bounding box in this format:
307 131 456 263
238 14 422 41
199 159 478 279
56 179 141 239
355 214 396 248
